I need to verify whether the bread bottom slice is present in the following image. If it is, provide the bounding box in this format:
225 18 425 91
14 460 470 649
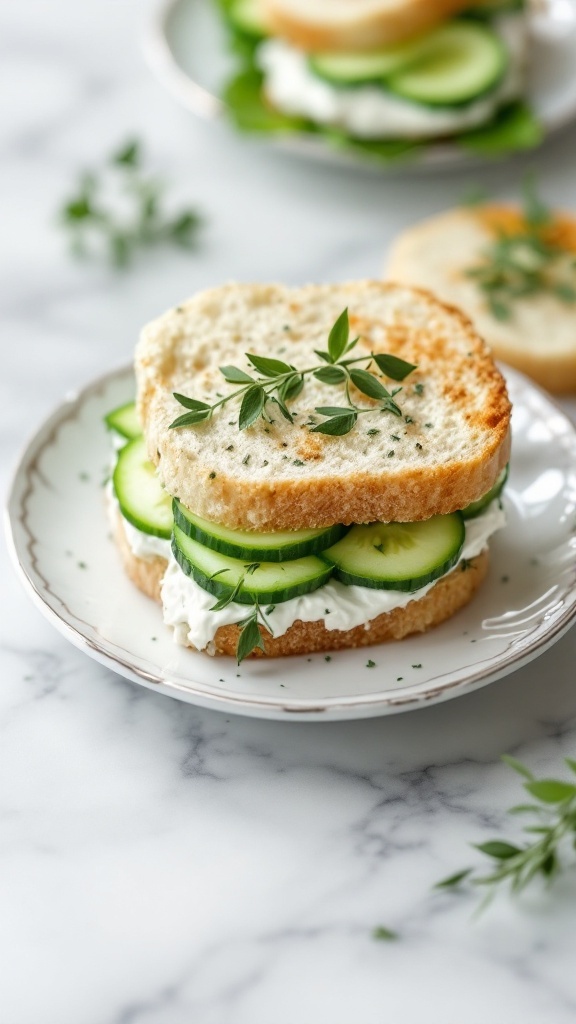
114 509 488 657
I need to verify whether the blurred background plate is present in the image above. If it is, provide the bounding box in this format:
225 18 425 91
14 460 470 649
144 0 576 171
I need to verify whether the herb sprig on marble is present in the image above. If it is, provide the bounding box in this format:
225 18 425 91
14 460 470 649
465 178 576 322
60 139 201 267
436 754 576 908
170 308 417 438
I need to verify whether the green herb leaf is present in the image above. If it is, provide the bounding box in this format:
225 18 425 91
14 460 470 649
372 354 417 381
313 365 347 385
236 614 265 663
524 780 576 803
434 868 473 889
474 841 523 860
327 308 350 363
246 353 293 377
112 139 140 167
239 385 266 430
349 368 391 400
279 373 304 402
173 394 211 412
169 409 211 429
315 406 354 417
501 754 534 780
372 926 398 941
312 413 357 436
219 365 255 384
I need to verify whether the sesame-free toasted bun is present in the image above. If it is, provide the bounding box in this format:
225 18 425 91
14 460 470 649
261 0 473 51
113 507 488 656
137 281 511 530
136 281 510 531
386 205 576 394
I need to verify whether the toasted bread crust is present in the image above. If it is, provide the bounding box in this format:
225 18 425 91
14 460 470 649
113 509 488 656
387 206 576 395
136 282 511 531
262 0 473 51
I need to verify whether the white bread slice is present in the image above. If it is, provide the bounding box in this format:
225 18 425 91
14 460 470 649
261 0 474 52
386 206 576 395
113 506 488 657
136 281 511 532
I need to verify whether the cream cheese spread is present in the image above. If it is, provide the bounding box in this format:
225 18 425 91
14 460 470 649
156 501 506 653
257 14 527 140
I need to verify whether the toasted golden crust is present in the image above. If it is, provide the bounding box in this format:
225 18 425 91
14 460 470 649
387 205 576 395
136 281 511 531
113 508 488 657
262 0 473 52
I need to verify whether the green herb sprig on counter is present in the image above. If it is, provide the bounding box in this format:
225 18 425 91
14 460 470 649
465 178 576 321
170 308 417 439
435 754 576 910
60 139 201 267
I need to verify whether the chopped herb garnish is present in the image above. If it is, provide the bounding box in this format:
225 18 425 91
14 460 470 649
465 178 576 321
387 450 395 458
293 459 305 466
242 455 250 465
412 663 422 669
59 138 201 267
366 659 376 668
226 444 234 451
425 422 433 428
414 383 424 395
390 434 400 442
209 471 216 479
169 309 417 438
325 655 332 662
404 416 414 424
415 442 423 450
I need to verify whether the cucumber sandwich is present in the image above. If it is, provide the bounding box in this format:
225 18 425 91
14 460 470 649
219 0 540 161
107 281 511 661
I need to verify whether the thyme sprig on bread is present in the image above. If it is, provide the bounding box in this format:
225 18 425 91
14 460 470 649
170 308 416 437
465 179 576 322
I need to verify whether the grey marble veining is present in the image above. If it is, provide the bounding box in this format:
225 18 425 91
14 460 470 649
3 1 576 1021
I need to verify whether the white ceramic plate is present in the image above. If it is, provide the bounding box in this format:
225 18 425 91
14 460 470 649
6 365 576 720
143 0 576 170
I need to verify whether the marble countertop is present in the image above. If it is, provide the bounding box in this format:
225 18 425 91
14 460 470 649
3 2 576 1021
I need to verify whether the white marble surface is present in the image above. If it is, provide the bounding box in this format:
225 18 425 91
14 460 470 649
3 2 576 1021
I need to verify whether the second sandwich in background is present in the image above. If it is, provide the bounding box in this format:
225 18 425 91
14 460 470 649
386 185 576 393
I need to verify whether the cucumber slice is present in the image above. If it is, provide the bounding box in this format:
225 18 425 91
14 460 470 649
104 401 141 440
172 525 332 605
461 465 508 519
386 21 507 107
228 0 267 38
309 36 431 85
173 499 347 561
113 437 173 538
323 514 465 592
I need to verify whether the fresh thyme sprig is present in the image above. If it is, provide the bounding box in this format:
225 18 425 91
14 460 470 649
465 177 576 322
208 562 272 663
435 754 576 909
60 139 201 267
170 308 416 438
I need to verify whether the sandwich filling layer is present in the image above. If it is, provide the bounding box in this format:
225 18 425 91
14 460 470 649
113 495 505 651
258 12 527 139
